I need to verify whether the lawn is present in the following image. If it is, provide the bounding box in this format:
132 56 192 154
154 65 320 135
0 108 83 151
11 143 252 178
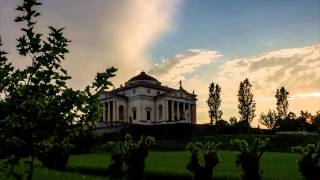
1 151 303 180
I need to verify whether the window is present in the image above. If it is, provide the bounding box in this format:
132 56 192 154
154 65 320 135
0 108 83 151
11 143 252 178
147 88 151 94
146 107 151 121
157 91 160 95
132 108 137 120
133 88 136 94
147 111 151 120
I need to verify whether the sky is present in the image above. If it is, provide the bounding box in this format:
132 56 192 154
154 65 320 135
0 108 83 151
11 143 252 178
0 0 319 126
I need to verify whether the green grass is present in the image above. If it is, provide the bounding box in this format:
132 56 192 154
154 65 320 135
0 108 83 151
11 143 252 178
1 151 303 180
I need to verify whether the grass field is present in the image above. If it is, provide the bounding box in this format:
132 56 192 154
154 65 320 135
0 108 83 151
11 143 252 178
1 151 303 180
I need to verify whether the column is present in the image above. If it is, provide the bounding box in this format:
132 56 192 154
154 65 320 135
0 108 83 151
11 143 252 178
183 102 186 121
171 100 174 121
109 101 112 122
114 100 117 122
165 100 169 121
188 103 191 123
107 101 109 122
177 101 181 121
103 102 106 122
113 100 116 122
194 104 197 124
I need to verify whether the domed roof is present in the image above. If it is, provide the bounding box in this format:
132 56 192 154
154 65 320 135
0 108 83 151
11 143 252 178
128 71 159 82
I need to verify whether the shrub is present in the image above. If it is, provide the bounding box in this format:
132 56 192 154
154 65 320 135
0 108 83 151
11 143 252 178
105 134 155 180
36 141 71 171
186 141 220 180
292 143 320 180
230 138 269 180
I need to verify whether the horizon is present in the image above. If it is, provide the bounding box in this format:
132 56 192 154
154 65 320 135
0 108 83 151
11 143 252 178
0 0 319 126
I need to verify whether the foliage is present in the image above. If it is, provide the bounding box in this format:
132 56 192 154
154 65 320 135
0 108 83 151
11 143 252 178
237 78 256 133
230 138 269 180
229 116 238 126
258 109 278 130
105 134 156 180
292 143 320 180
186 141 221 180
0 0 116 179
215 120 230 127
207 82 223 125
275 87 289 119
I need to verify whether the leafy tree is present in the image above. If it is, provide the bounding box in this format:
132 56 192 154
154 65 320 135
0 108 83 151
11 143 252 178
105 134 156 180
292 143 320 180
311 111 320 133
207 82 223 125
0 0 116 179
237 78 256 133
229 116 238 126
275 87 289 119
231 138 269 180
258 109 278 130
186 141 220 180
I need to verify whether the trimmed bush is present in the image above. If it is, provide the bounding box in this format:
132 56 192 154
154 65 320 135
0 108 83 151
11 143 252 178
105 134 155 180
292 143 320 180
186 141 220 180
230 138 269 180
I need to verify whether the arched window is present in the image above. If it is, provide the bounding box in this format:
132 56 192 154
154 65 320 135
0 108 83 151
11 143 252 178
158 105 163 120
119 105 124 121
132 107 137 120
146 107 151 121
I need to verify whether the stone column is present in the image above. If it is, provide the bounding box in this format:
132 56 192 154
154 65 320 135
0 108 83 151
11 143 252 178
113 100 116 122
103 102 106 122
188 103 191 123
171 100 174 121
108 102 110 122
165 100 169 121
194 104 197 124
183 102 187 121
109 101 112 122
178 102 180 121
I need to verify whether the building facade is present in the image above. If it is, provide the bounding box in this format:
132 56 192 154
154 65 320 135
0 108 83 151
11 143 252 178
99 71 197 125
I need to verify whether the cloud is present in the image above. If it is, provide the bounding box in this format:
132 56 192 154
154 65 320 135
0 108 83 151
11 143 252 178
0 0 179 88
218 45 320 95
149 49 222 82
290 92 320 99
214 45 320 125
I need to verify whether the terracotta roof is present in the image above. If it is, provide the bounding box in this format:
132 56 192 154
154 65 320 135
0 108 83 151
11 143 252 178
127 71 160 83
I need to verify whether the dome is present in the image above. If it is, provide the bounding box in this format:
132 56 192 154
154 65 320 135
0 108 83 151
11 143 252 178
126 71 160 85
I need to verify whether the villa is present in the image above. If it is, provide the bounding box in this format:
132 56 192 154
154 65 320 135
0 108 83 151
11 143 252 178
99 71 197 125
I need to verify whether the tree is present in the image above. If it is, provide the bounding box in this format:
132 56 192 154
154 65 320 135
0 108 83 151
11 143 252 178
275 87 289 119
237 78 256 132
207 82 223 125
229 116 238 126
258 109 278 130
0 0 116 179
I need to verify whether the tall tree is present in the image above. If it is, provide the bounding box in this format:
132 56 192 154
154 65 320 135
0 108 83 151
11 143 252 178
0 0 116 179
207 82 223 124
275 87 289 119
237 78 256 132
258 109 277 130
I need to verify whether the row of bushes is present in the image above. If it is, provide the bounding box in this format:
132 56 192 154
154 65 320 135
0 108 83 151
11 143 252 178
152 134 320 152
104 135 320 180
